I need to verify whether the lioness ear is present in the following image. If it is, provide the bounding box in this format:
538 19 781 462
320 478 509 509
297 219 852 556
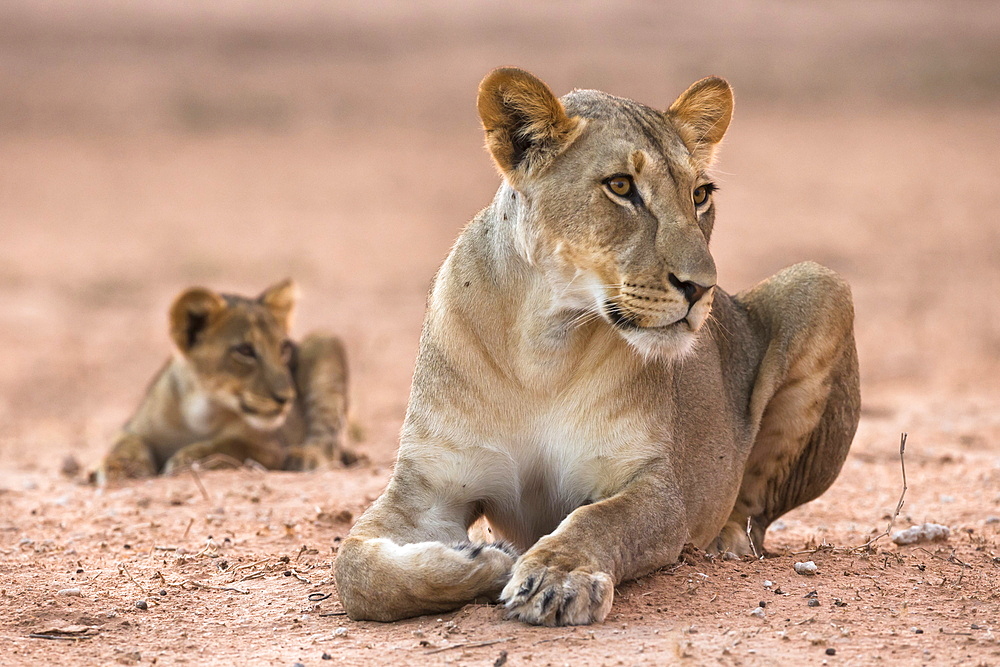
667 76 734 165
477 67 581 180
258 278 299 332
169 287 226 352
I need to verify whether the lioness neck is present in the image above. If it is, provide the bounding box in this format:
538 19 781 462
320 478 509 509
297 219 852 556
425 185 643 393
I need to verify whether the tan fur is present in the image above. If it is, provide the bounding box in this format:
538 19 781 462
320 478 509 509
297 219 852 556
97 279 357 483
335 68 860 626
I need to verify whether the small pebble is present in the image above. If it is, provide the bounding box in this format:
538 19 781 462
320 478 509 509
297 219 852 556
826 648 836 656
58 588 82 597
749 606 766 619
763 580 773 588
808 599 820 607
293 663 305 667
759 600 767 608
135 599 148 610
60 454 82 477
794 561 818 575
159 589 167 596
722 551 739 561
332 627 348 638
322 654 332 661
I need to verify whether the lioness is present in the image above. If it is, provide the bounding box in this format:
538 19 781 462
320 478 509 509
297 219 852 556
97 279 357 483
335 68 860 626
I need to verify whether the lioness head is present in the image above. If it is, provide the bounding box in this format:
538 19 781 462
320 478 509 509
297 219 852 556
169 279 299 430
478 68 733 359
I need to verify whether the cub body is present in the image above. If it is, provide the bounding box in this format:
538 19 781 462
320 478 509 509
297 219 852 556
98 279 355 482
335 69 860 625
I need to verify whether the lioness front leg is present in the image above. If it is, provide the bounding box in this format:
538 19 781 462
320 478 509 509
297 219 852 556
714 262 861 554
335 469 517 622
503 468 685 626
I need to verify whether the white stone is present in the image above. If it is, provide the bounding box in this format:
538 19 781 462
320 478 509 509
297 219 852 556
794 561 818 575
891 523 950 546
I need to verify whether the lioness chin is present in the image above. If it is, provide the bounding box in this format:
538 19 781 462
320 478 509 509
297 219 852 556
335 68 860 626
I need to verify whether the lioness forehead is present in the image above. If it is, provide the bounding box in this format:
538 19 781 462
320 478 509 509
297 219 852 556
561 90 697 180
562 89 684 160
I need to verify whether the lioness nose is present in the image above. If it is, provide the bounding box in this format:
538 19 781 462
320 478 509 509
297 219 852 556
669 273 712 305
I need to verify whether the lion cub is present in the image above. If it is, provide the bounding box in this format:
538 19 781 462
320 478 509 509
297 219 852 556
98 279 356 483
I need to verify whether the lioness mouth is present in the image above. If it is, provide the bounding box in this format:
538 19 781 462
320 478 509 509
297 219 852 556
604 300 687 332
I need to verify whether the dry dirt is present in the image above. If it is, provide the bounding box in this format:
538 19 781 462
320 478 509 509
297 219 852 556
2 2 1000 665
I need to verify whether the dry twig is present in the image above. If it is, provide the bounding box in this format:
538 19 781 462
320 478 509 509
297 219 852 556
425 637 513 655
190 464 211 502
746 516 760 559
182 580 250 594
792 433 908 556
856 433 908 550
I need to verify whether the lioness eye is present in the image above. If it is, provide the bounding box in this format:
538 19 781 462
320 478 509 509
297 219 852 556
605 175 633 197
693 183 715 207
233 343 256 360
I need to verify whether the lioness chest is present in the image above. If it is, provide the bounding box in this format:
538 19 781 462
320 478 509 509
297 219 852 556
414 347 670 550
483 400 663 551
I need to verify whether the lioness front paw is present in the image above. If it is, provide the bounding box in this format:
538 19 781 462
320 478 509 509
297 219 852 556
501 561 614 626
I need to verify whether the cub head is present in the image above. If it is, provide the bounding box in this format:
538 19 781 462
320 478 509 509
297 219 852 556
169 279 299 430
478 68 733 359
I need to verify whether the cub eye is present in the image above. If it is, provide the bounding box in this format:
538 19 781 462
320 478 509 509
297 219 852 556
232 343 256 361
693 183 715 208
604 175 634 198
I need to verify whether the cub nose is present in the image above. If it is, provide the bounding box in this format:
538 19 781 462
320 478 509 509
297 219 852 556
271 392 292 407
668 273 712 305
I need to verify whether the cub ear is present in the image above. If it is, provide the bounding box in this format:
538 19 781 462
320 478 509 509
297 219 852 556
477 67 581 181
169 287 227 353
258 278 299 333
667 76 734 165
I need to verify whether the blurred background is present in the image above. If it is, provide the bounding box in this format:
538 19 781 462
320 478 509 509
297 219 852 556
2 0 999 472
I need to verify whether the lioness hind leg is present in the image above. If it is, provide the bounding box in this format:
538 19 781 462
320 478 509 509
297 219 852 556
713 262 861 555
286 333 358 470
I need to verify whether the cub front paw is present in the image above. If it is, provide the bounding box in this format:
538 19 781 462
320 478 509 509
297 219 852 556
501 561 614 626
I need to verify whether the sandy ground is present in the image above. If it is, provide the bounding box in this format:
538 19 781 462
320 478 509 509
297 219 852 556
2 2 1000 665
